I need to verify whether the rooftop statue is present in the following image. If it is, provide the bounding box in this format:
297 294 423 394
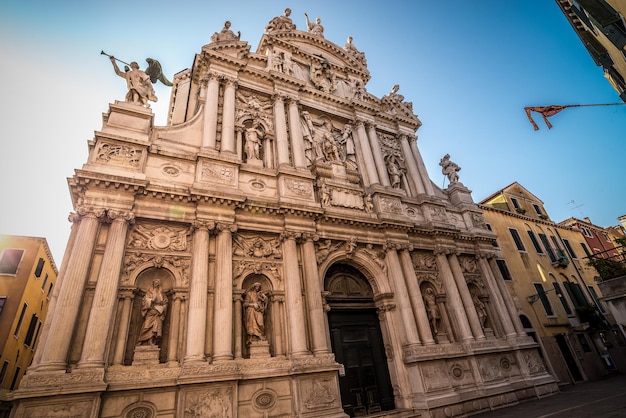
304 13 324 37
211 20 241 43
439 154 461 184
104 51 171 107
343 36 366 66
265 8 297 32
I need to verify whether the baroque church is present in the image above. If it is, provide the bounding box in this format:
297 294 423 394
10 10 557 418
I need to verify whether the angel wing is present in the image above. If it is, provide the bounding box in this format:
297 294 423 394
145 58 173 86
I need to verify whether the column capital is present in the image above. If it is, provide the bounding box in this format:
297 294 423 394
199 71 221 86
75 205 106 220
383 241 402 253
300 232 318 242
433 245 457 256
193 219 216 231
280 229 301 242
107 209 135 223
223 76 238 88
272 91 287 102
216 222 237 233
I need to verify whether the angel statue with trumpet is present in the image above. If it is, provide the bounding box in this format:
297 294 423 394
102 51 172 108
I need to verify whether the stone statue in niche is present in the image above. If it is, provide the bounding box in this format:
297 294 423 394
471 291 488 328
343 36 366 66
439 153 461 184
319 180 331 206
304 13 324 37
310 118 341 163
244 122 263 162
211 21 241 43
243 282 268 344
265 8 296 32
423 287 440 335
137 279 168 346
385 155 403 188
338 123 357 170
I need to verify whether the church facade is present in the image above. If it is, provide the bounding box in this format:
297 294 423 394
10 11 557 418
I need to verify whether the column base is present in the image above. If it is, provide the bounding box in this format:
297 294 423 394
248 341 271 359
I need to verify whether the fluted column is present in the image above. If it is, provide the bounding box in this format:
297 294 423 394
31 212 80 369
302 235 329 355
184 221 212 363
366 123 390 187
409 136 434 195
221 77 237 154
112 289 134 365
385 244 421 345
479 256 516 337
399 135 424 196
213 222 236 361
287 98 307 169
282 231 309 357
435 249 473 342
398 248 434 345
202 73 221 149
488 257 525 335
78 210 134 368
355 120 379 186
272 293 285 357
167 292 182 364
448 254 485 341
37 207 104 371
273 94 290 166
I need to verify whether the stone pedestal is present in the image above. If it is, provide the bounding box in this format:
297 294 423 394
133 345 160 366
248 341 271 359
435 332 450 344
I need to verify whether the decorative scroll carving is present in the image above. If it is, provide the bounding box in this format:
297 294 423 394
200 162 236 185
315 239 342 265
360 244 387 275
95 141 143 168
379 197 403 214
129 224 190 251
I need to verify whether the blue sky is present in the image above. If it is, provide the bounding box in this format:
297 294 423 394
1 0 625 262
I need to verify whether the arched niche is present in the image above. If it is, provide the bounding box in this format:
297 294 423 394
240 274 274 358
124 267 174 365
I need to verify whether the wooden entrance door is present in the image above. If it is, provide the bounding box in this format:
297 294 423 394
329 309 395 417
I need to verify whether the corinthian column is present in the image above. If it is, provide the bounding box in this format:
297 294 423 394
398 248 434 345
78 210 134 368
221 77 237 154
301 235 329 355
282 231 309 357
385 244 420 345
37 207 104 371
112 290 134 365
213 222 236 361
399 135 425 196
409 136 434 195
273 93 290 166
166 292 182 364
202 73 221 149
184 221 212 363
479 256 516 337
354 120 379 186
287 98 307 169
435 248 473 342
365 123 390 187
448 254 485 341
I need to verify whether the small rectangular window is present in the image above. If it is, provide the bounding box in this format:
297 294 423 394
47 282 54 299
0 361 8 386
32 321 43 349
587 285 607 314
581 242 592 257
24 314 38 347
511 198 520 209
582 227 592 237
509 228 526 251
563 239 578 259
496 259 512 281
0 249 25 275
553 282 572 315
550 236 562 251
41 273 48 291
14 303 27 337
533 204 543 215
578 333 592 352
0 296 6 316
34 258 45 278
539 234 557 262
602 232 611 242
563 281 588 308
486 224 499 247
9 366 21 390
534 283 554 316
527 231 543 253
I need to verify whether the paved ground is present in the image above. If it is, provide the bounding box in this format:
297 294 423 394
472 373 626 418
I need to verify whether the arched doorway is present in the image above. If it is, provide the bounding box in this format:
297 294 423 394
325 264 394 417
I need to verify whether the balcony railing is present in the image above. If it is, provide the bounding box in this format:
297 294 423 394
585 245 626 281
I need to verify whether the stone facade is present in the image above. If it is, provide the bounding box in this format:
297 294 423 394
10 13 557 418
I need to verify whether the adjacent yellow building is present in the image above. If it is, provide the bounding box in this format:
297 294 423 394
480 182 626 385
0 235 57 414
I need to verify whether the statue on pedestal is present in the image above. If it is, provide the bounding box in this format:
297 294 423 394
137 279 168 346
243 282 268 345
